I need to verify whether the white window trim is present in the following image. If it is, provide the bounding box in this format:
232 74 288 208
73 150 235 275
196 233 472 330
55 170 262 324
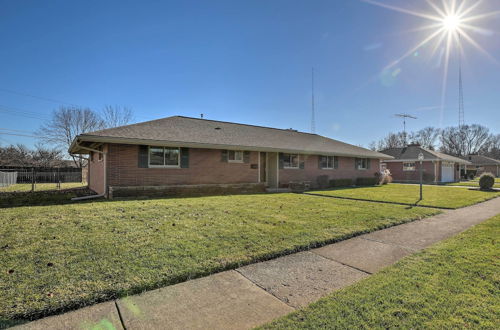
357 158 368 170
283 153 300 169
148 146 181 168
321 155 336 169
403 162 416 171
228 150 244 163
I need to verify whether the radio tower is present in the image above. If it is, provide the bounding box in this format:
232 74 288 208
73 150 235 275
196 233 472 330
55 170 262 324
458 34 465 128
311 68 316 134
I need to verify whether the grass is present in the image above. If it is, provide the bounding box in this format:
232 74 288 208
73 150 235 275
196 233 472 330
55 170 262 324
308 184 500 209
260 214 500 329
447 179 500 188
0 193 438 326
0 182 86 192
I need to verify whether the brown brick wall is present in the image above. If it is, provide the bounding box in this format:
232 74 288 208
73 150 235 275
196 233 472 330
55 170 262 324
384 161 437 183
106 144 260 187
278 155 380 187
476 165 499 177
87 144 384 193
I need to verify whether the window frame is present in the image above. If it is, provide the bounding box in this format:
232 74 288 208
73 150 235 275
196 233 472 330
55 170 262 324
321 155 337 169
356 158 368 170
228 150 244 163
283 153 300 169
148 146 181 168
403 162 416 171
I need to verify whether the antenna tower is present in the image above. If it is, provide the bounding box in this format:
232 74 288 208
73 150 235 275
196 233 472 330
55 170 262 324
311 68 316 134
395 113 417 145
458 34 465 128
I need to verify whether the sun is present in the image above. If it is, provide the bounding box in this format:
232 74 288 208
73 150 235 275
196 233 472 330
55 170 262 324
363 0 498 125
443 14 461 31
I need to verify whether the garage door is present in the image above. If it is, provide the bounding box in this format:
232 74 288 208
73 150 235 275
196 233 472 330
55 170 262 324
441 162 455 182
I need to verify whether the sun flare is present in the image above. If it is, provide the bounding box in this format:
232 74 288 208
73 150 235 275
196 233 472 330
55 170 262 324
364 0 498 125
443 14 460 31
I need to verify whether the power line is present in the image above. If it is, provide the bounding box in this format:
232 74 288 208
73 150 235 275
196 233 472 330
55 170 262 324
0 87 81 107
0 128 35 133
0 132 42 138
0 104 51 120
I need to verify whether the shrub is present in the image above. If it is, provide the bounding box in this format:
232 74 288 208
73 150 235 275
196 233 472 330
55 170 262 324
356 177 378 186
479 172 495 190
329 178 353 187
316 175 330 189
289 181 306 193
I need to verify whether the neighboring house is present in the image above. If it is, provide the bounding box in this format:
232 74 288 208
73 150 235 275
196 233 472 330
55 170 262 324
380 144 470 183
461 154 500 177
69 116 392 197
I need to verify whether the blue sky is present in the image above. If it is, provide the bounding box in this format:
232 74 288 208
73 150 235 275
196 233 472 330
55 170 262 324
1 0 499 149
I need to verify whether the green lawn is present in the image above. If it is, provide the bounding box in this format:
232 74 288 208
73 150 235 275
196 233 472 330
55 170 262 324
308 184 500 208
0 193 438 326
260 214 500 329
447 180 500 188
0 182 86 192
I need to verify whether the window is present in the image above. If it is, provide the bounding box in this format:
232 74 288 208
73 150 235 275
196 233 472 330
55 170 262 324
148 146 180 167
283 153 299 168
403 162 416 171
320 156 337 169
228 150 243 163
356 158 368 170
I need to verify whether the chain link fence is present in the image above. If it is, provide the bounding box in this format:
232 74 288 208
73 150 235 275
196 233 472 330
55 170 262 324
0 167 84 192
0 171 17 187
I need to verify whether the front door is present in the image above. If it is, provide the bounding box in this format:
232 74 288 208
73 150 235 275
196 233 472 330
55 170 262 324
260 152 267 184
266 152 279 188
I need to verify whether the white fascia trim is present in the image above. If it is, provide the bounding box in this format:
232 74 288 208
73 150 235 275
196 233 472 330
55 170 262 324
71 135 394 159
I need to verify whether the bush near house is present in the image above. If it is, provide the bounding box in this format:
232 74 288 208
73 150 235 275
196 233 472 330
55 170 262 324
316 175 330 189
329 178 353 187
479 172 495 190
355 177 378 186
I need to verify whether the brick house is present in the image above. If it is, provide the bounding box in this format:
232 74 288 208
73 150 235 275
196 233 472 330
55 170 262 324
461 154 500 177
380 144 470 183
69 116 392 197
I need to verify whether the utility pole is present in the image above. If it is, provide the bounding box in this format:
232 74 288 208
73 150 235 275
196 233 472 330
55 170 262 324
458 33 465 128
394 113 417 145
311 68 316 134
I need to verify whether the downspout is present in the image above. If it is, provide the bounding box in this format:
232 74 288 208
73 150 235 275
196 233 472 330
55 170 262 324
71 141 107 201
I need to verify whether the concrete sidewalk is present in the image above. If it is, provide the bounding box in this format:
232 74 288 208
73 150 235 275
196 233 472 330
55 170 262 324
15 197 500 330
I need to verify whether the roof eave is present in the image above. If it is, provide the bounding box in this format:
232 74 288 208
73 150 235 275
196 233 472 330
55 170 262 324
70 135 394 159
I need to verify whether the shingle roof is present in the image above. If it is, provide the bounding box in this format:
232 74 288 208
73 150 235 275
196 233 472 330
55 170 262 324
380 145 470 164
70 116 392 159
461 154 500 166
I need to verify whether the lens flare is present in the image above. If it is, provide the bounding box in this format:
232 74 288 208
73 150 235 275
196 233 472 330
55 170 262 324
443 15 460 31
363 0 498 125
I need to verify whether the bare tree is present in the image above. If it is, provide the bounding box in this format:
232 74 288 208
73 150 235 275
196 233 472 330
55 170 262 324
31 143 65 167
440 124 492 156
102 105 133 128
410 127 441 150
369 132 405 151
38 107 104 167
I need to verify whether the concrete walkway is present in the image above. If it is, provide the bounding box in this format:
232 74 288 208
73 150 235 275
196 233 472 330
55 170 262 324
15 197 500 330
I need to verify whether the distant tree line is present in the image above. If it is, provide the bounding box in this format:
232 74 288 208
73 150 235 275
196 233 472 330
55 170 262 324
369 124 500 159
0 143 66 167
